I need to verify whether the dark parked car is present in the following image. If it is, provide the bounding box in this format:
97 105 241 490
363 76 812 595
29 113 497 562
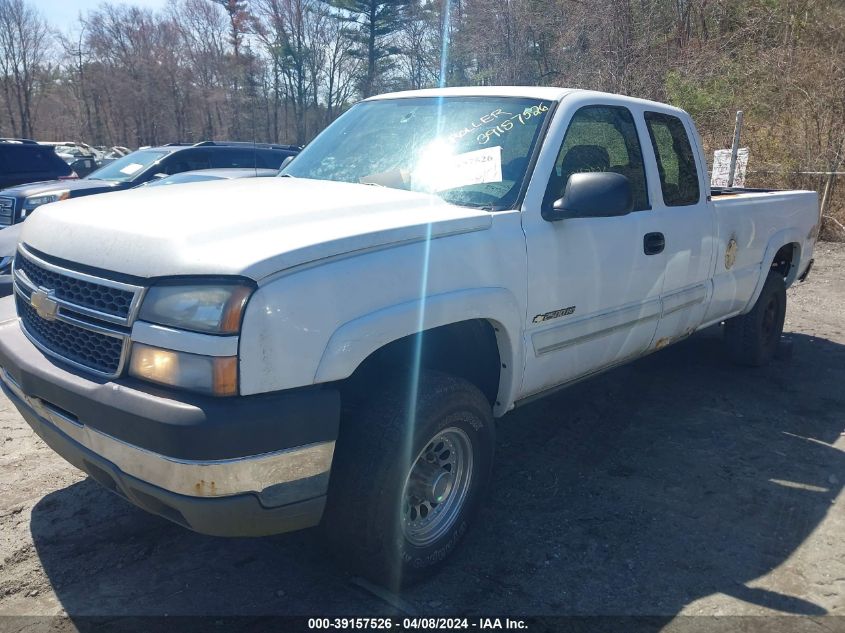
0 141 299 226
42 142 104 177
0 168 278 297
65 157 100 178
97 146 132 167
0 139 76 193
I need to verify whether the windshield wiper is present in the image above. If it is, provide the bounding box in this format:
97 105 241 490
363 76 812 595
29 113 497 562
448 201 495 211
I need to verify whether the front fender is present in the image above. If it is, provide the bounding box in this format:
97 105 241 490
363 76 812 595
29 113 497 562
315 287 524 415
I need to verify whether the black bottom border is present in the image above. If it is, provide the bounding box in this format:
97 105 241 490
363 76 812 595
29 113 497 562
2 616 845 633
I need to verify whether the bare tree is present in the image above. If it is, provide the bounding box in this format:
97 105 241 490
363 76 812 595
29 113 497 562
315 2 359 124
0 0 50 138
170 0 230 140
397 0 437 89
254 0 317 144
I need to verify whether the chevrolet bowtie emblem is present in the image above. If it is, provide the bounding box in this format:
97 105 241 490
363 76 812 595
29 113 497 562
30 289 59 321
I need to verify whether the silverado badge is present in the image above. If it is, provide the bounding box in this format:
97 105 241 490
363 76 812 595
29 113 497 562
30 289 59 321
533 306 576 324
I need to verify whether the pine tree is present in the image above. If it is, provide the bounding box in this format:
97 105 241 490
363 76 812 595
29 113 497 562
323 0 410 97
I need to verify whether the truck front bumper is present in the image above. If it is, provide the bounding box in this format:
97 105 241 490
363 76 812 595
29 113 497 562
0 306 340 537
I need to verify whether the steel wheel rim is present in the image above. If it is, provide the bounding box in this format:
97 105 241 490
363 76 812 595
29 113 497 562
401 427 473 547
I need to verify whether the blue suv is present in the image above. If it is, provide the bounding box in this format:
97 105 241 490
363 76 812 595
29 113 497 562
0 141 299 227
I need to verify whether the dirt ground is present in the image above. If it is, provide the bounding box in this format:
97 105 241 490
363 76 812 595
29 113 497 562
0 243 843 630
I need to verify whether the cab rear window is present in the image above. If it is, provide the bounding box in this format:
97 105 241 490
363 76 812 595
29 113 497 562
644 112 701 206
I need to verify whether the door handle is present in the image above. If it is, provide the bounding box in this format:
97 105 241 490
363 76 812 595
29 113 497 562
644 232 665 255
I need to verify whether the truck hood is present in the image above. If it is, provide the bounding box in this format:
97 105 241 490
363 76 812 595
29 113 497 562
20 178 492 280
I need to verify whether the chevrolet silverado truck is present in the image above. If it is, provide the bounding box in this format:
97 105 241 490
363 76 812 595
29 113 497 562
0 88 818 586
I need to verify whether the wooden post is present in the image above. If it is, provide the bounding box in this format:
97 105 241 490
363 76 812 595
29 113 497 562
728 110 744 188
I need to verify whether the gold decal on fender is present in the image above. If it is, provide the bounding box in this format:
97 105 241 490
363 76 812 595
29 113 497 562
725 237 738 270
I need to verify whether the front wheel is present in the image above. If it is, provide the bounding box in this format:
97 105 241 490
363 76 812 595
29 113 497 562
322 371 495 588
724 271 787 366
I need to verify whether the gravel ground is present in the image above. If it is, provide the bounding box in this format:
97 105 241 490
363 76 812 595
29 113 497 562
0 243 843 630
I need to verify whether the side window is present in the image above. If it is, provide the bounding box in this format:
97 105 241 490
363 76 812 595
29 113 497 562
162 149 212 175
260 150 290 169
644 112 700 206
544 105 649 211
212 149 259 169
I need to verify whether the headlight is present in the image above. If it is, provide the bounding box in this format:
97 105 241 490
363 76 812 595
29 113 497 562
129 344 238 396
138 282 253 334
23 191 70 215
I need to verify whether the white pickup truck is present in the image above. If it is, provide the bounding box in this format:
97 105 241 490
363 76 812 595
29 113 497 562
0 87 818 586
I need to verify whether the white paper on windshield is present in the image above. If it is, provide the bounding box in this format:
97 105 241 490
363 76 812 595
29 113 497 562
433 146 503 192
120 163 144 176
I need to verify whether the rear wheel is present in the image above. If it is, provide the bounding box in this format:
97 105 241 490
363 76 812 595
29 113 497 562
322 371 495 588
724 271 786 366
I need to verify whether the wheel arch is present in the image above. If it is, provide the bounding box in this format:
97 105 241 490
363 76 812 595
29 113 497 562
315 288 524 415
743 230 803 314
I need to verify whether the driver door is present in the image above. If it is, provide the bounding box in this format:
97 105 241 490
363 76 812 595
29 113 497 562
520 103 666 398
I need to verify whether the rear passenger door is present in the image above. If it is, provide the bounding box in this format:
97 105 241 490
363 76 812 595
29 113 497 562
640 111 714 345
521 102 667 397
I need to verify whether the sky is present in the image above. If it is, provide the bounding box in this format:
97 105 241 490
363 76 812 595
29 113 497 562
32 0 169 28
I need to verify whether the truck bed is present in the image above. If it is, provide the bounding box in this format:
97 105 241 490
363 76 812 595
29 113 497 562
703 188 818 326
710 186 783 196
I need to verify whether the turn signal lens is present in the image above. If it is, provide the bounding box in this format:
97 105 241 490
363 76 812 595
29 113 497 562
129 343 238 396
212 356 239 397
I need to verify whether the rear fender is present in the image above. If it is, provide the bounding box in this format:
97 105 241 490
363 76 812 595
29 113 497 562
742 229 803 313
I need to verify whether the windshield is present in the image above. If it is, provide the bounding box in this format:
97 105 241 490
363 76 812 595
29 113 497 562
88 150 168 182
283 97 552 209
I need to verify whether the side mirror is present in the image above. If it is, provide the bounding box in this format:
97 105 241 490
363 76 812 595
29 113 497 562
279 155 295 171
150 173 168 181
543 172 633 222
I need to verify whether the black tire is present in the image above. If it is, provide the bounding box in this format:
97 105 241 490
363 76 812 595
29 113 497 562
724 271 787 366
322 371 495 588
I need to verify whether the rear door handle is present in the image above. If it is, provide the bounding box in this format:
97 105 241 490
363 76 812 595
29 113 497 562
644 232 665 255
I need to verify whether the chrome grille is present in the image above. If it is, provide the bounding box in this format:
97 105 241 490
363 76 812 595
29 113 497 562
0 197 14 226
16 294 126 375
16 253 134 320
12 245 144 378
